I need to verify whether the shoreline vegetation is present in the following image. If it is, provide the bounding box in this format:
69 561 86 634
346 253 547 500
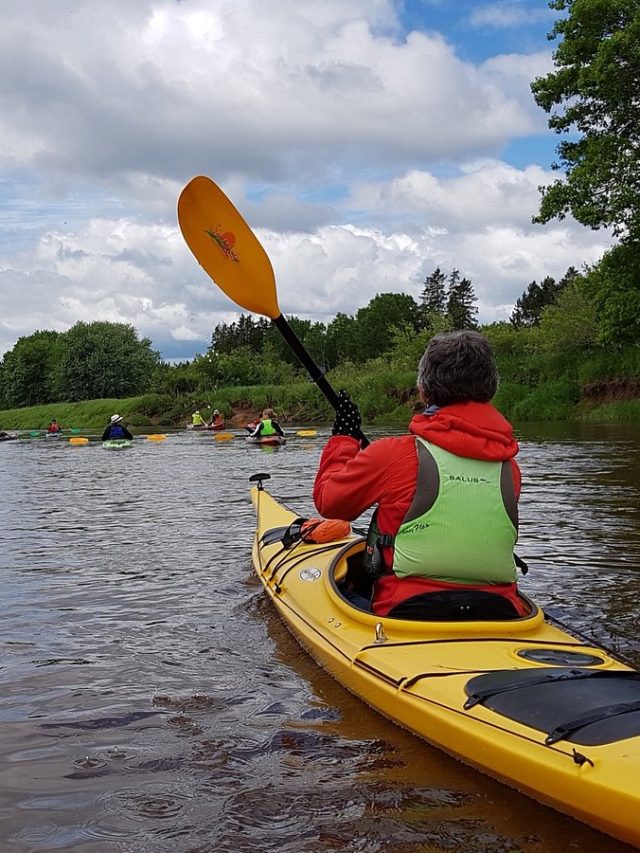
5 261 640 433
3 369 640 432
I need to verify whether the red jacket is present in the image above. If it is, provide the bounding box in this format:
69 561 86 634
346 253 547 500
313 401 524 616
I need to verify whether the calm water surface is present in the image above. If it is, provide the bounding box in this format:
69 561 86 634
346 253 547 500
1 424 639 852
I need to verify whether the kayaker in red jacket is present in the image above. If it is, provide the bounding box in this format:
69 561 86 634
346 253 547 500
313 330 527 619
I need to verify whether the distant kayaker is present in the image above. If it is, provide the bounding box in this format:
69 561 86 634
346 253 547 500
191 410 206 426
313 330 526 620
102 414 133 441
250 408 285 439
209 409 224 428
47 419 62 434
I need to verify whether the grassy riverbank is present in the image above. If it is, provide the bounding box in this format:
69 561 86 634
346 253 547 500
2 369 640 431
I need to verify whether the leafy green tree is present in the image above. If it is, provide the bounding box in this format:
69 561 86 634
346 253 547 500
0 330 61 407
446 270 478 330
208 346 262 386
531 0 640 240
151 360 204 396
204 344 297 387
387 324 433 370
326 313 359 366
353 293 420 361
57 322 160 401
585 242 640 345
263 317 328 370
538 276 598 353
483 322 528 358
298 320 329 372
0 363 6 409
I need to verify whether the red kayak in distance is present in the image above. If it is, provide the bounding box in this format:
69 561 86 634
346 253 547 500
186 421 225 431
245 435 286 447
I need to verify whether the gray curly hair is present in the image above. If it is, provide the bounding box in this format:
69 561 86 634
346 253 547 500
417 330 498 407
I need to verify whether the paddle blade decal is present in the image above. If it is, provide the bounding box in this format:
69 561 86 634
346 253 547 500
177 176 281 320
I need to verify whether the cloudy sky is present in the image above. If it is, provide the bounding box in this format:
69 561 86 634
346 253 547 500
0 0 612 361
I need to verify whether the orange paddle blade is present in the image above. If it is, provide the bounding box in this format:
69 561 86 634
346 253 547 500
177 176 280 320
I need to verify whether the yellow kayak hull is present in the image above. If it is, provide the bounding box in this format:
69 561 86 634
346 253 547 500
251 486 640 847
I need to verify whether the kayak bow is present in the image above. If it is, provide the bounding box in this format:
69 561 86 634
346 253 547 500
251 484 640 847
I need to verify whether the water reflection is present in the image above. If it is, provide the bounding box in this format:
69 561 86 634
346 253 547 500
0 424 638 851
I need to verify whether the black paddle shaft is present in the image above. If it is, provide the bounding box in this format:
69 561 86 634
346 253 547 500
272 314 369 446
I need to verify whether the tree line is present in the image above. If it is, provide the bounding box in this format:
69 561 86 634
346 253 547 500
0 265 502 406
150 266 485 394
0 322 160 409
0 258 616 409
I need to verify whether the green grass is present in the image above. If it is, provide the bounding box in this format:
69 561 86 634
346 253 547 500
577 400 640 423
0 397 155 431
3 355 640 430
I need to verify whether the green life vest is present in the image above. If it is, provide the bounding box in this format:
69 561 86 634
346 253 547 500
391 438 518 585
260 418 276 436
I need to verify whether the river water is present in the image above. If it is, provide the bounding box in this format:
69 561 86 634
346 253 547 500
1 423 639 852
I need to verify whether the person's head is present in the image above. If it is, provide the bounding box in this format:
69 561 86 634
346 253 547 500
110 414 123 424
417 330 498 407
262 408 275 419
213 409 219 416
194 410 200 415
51 419 57 424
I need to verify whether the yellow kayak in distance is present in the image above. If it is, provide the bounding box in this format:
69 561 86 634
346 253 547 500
250 481 640 848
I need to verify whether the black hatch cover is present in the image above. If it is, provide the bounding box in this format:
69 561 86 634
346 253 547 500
464 667 640 746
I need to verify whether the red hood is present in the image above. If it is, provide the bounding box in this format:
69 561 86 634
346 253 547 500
409 401 518 461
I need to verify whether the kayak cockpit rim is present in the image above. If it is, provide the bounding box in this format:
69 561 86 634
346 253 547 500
323 539 546 634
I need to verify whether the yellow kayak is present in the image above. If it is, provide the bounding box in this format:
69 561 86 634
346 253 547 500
251 481 640 847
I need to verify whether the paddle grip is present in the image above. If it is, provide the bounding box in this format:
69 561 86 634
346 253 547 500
273 315 369 447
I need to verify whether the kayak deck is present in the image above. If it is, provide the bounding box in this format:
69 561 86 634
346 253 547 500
250 485 640 847
246 435 286 446
102 439 132 450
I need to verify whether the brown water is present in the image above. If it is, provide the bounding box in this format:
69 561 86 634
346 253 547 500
1 424 639 852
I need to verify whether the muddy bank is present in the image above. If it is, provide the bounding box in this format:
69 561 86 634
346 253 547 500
582 378 640 404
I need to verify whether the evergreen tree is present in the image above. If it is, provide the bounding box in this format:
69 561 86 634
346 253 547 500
510 278 554 328
510 269 577 328
210 314 269 354
446 270 478 330
419 267 447 325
